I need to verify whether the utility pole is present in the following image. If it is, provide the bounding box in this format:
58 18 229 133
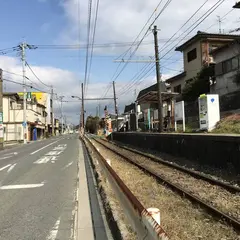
112 81 118 131
0 69 3 150
217 16 222 33
51 87 55 136
81 83 84 133
153 25 163 133
58 96 64 134
20 42 28 144
134 89 138 131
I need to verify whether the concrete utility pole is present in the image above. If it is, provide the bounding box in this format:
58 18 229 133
134 89 138 131
112 81 118 131
217 16 222 33
81 83 84 133
0 69 3 150
20 42 28 144
51 87 54 136
153 25 163 133
58 96 64 134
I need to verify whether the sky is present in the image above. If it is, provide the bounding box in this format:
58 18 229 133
0 0 239 124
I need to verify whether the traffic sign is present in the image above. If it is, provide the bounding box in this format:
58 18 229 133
0 112 3 124
27 92 32 102
22 121 27 128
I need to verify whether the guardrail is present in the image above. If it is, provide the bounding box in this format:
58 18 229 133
83 136 168 240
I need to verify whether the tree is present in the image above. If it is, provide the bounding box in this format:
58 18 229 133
85 115 100 133
182 65 215 102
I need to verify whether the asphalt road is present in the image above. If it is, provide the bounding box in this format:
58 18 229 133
0 135 79 240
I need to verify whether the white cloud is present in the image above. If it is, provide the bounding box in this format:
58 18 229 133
0 56 161 122
59 0 240 56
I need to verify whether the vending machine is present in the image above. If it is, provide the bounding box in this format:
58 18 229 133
198 94 220 131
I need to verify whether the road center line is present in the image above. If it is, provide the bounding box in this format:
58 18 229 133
0 164 11 172
30 140 60 155
47 217 61 240
7 163 17 173
0 183 44 190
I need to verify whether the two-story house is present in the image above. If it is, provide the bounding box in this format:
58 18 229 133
166 31 240 95
3 93 47 142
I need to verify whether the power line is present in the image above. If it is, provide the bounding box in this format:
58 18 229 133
83 0 93 93
3 78 47 92
85 0 100 95
160 0 227 61
159 0 209 52
26 62 51 88
204 8 234 32
111 0 174 84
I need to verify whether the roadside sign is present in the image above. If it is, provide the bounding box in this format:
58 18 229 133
0 124 3 138
27 92 32 102
0 112 3 123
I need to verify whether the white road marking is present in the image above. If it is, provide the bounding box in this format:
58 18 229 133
47 217 61 240
46 151 63 156
0 164 11 172
34 156 58 164
0 156 12 160
4 152 18 156
62 161 73 170
7 163 17 173
30 140 60 155
0 183 44 190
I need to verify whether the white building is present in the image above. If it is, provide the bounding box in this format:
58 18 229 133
211 41 240 96
3 93 47 142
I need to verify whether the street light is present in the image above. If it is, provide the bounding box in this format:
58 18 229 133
71 96 81 100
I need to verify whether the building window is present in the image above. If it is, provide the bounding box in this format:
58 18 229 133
232 57 239 70
174 84 181 94
187 48 197 62
215 62 223 76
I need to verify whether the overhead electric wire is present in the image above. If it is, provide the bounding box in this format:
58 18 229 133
160 0 227 62
26 62 51 88
3 78 47 92
204 8 234 31
83 0 93 93
159 0 209 52
85 0 100 95
111 0 174 84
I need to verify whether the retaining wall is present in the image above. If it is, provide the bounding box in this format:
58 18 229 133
110 132 240 175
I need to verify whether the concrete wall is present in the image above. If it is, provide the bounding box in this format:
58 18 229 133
183 41 202 80
211 43 240 96
111 132 240 174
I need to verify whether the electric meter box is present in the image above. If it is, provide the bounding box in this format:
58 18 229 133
198 94 220 131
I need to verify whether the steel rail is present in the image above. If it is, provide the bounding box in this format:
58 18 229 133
93 137 240 231
98 137 240 193
82 136 169 240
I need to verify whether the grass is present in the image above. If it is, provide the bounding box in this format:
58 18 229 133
212 114 240 134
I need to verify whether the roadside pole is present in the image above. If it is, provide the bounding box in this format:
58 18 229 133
81 83 85 134
112 81 118 131
51 87 55 136
20 42 28 143
0 69 3 150
153 25 163 133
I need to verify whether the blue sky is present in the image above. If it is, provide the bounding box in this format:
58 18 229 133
0 0 239 123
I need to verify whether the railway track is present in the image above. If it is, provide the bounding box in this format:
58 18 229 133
90 136 240 232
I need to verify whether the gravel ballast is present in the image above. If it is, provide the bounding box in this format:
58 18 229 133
98 139 240 222
92 139 239 240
